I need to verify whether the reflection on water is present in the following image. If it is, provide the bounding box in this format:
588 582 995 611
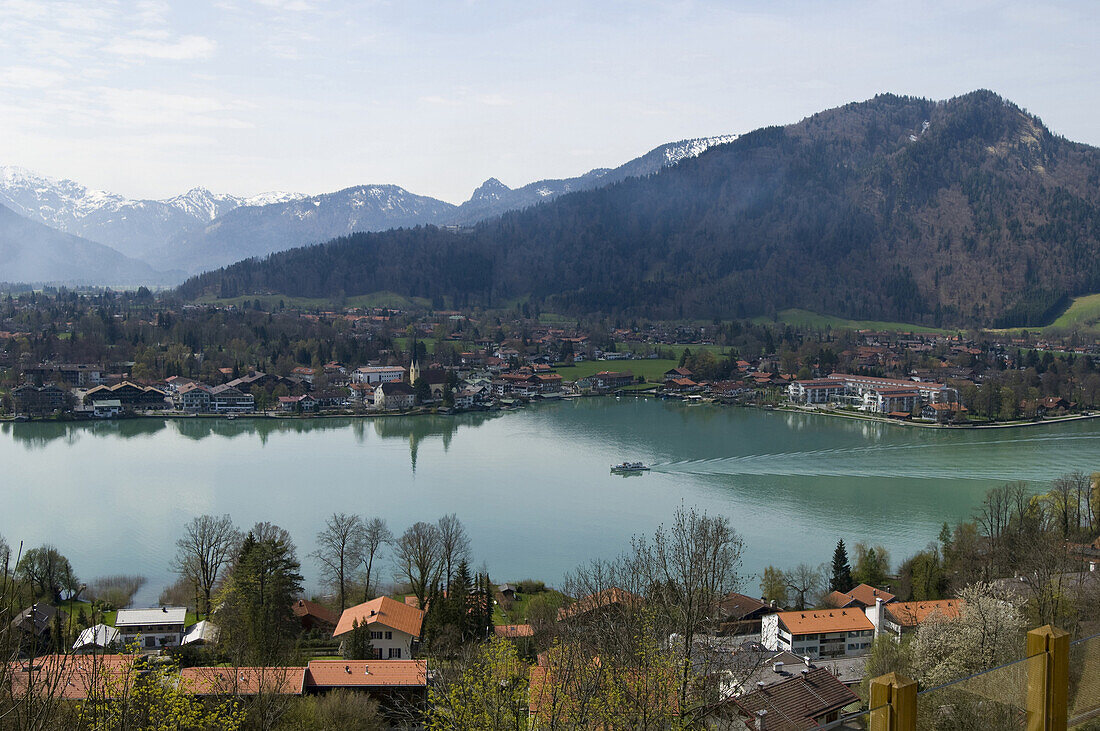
1 400 1096 606
2 411 503 469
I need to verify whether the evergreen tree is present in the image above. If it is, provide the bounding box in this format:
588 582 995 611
216 526 304 666
829 539 854 593
342 617 375 660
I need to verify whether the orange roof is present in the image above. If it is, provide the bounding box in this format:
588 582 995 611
494 624 534 638
179 666 306 696
305 660 427 688
292 598 338 626
777 608 874 635
334 596 425 638
886 599 964 627
842 583 896 607
8 654 137 700
558 587 642 621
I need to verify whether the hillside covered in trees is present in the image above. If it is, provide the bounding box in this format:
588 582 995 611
178 91 1100 327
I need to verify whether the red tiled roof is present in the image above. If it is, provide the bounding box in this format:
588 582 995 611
885 599 963 627
732 666 859 730
292 598 338 626
304 660 427 688
776 608 874 635
494 624 534 638
558 587 642 620
179 666 306 696
334 596 425 638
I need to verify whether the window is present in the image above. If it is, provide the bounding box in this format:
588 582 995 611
388 648 401 659
385 631 393 640
370 631 383 640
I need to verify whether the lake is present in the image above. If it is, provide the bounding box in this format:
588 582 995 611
2 398 1098 605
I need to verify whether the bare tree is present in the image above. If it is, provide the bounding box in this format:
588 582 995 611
629 505 745 723
358 517 392 603
393 522 441 609
172 514 240 616
785 563 824 610
436 513 471 588
310 513 365 611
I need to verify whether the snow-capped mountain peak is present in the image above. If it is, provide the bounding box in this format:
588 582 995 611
469 177 511 203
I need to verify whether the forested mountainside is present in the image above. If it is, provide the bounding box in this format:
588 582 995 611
178 91 1100 327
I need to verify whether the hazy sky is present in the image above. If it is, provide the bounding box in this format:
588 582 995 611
0 0 1096 203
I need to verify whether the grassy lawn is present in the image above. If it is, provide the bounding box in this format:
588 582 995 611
751 308 949 334
551 358 680 383
1046 293 1100 333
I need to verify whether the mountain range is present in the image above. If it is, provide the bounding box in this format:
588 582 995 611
0 135 736 280
177 91 1100 328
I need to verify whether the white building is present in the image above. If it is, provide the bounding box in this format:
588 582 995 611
788 373 949 414
333 596 424 660
351 366 406 385
115 607 188 650
761 609 875 659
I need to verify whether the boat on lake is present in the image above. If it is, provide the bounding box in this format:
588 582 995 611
610 461 650 473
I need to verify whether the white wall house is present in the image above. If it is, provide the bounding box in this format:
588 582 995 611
333 596 424 660
115 607 188 650
761 609 875 659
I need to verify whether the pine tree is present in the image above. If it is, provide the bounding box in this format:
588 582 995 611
343 617 375 660
829 539 854 593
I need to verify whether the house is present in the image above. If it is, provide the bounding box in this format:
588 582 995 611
731 666 860 731
558 587 643 622
351 366 406 384
290 366 318 384
498 584 517 601
664 366 693 380
114 606 188 650
279 394 317 412
178 382 212 412
333 596 425 660
11 384 68 415
92 399 122 418
180 666 307 696
725 643 867 697
374 381 417 411
293 598 339 633
181 620 219 646
7 654 137 700
11 604 67 650
73 624 121 652
823 583 896 609
761 608 875 658
866 598 963 640
83 382 168 410
922 402 968 423
494 624 534 638
303 659 428 712
716 593 773 636
209 384 255 413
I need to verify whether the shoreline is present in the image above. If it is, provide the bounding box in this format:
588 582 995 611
2 395 1098 432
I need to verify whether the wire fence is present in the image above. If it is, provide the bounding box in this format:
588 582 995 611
815 700 887 730
913 651 1032 730
1069 631 1100 727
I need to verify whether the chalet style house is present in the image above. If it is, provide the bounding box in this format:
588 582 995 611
333 597 425 659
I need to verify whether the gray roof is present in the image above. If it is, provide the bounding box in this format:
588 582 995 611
115 607 187 627
74 624 120 649
182 620 219 645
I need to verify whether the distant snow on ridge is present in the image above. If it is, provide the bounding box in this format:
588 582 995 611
662 135 739 165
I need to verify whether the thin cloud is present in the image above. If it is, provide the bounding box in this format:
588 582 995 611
0 66 66 89
105 33 217 60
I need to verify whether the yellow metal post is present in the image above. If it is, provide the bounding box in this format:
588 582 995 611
869 672 917 731
1027 625 1069 731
